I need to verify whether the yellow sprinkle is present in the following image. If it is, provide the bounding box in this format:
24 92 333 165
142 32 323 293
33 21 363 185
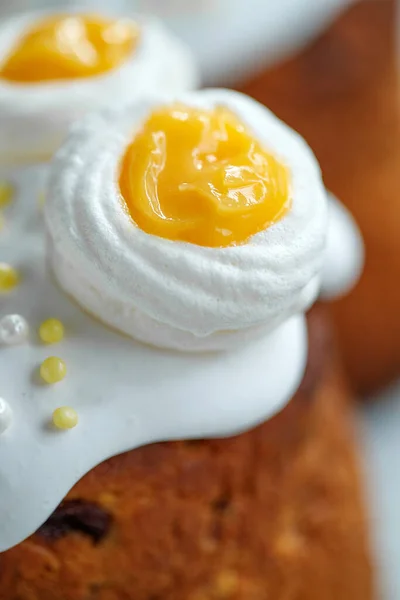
0 181 13 208
39 318 65 344
0 263 20 292
37 191 46 209
52 406 78 430
40 356 66 384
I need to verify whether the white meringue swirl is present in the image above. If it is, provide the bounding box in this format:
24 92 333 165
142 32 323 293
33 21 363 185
0 10 198 163
45 89 328 351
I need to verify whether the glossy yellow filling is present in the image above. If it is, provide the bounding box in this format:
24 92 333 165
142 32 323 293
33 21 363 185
119 104 291 247
0 14 139 83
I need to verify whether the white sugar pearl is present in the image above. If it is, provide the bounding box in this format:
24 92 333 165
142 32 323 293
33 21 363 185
0 398 12 434
0 314 29 345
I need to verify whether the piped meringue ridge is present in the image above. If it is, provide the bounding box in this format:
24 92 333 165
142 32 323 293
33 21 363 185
45 89 328 351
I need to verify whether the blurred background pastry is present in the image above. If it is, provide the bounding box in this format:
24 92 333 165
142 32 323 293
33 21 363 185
0 9 197 163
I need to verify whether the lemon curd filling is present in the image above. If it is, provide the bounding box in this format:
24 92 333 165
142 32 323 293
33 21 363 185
119 104 291 247
0 14 139 83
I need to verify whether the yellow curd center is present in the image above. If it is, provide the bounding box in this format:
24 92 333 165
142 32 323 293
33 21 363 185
0 14 139 83
119 105 291 247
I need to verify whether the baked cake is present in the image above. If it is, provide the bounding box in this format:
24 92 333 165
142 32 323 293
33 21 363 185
0 45 371 597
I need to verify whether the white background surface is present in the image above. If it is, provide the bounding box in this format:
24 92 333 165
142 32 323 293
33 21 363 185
360 382 400 599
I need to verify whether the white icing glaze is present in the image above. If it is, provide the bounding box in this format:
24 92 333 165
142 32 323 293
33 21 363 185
0 164 307 551
0 10 198 164
45 89 327 351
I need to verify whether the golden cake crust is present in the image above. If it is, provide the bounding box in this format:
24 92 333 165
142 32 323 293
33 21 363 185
0 308 373 599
